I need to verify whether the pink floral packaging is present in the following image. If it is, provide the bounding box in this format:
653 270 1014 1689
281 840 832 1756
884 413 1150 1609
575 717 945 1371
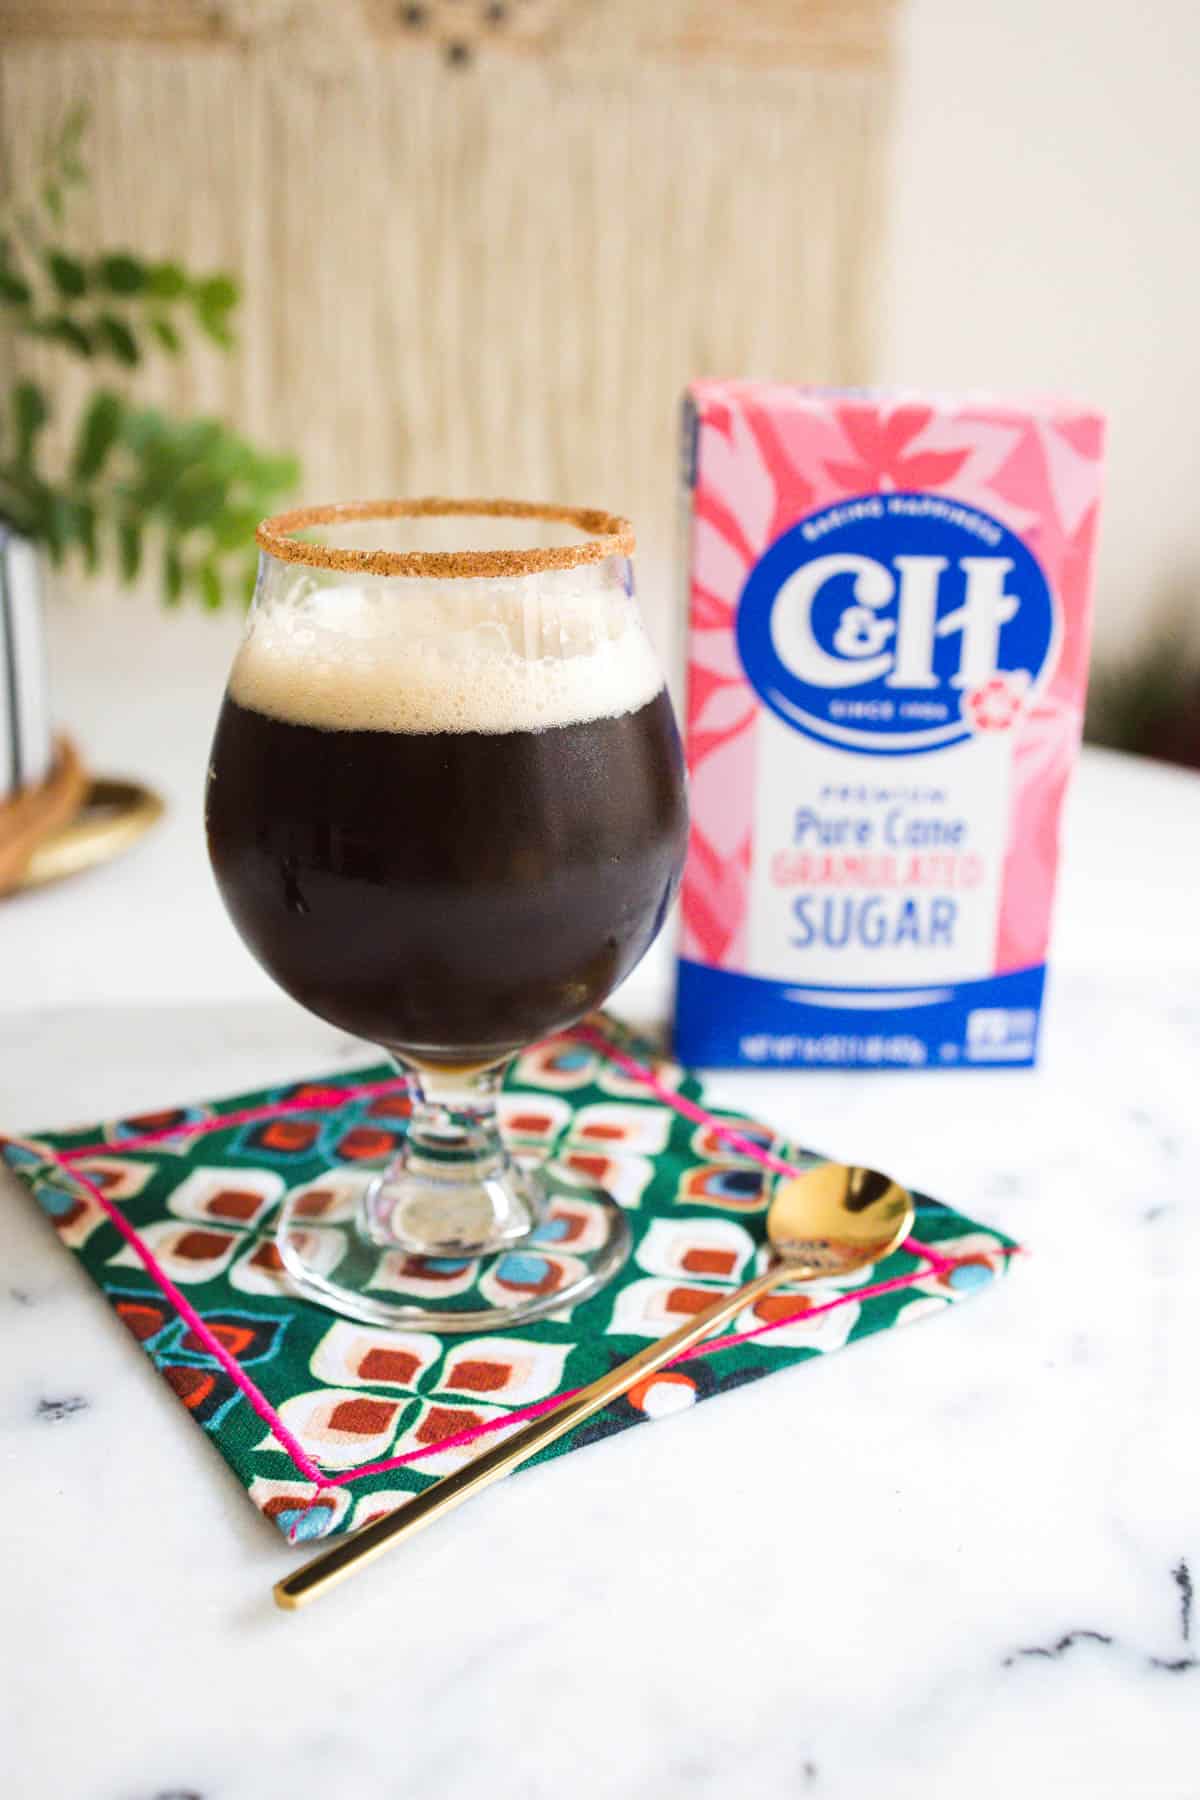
675 383 1106 1069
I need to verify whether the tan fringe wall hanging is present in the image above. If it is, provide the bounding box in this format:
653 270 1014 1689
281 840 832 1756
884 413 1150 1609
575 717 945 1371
0 0 899 640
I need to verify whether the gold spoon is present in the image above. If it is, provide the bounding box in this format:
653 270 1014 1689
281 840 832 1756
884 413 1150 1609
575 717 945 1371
274 1162 915 1610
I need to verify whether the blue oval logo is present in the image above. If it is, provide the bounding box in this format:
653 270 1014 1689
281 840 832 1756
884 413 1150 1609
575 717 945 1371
736 493 1057 756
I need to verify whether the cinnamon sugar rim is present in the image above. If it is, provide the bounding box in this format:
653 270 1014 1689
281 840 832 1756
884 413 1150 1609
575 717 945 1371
255 498 635 578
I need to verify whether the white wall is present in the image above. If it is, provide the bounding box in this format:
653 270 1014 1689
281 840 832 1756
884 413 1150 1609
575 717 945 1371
881 0 1200 658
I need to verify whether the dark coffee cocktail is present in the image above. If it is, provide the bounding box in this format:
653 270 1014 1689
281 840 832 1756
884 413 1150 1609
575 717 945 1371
207 575 687 1064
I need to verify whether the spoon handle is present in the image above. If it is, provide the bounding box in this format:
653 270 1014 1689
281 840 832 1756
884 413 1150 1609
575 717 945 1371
275 1259 793 1610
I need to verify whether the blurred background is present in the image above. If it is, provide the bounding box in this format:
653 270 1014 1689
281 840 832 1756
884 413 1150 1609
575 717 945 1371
0 0 1197 961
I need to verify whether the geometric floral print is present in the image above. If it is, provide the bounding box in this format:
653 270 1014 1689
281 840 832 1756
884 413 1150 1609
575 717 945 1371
0 1014 1018 1544
284 1328 575 1475
228 1226 349 1297
166 1166 284 1229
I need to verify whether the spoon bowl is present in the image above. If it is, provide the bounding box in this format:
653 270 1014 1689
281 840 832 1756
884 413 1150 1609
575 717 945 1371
767 1164 915 1273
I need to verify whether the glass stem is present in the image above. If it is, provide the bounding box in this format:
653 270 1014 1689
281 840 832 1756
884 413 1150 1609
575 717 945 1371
359 1056 540 1256
402 1060 510 1175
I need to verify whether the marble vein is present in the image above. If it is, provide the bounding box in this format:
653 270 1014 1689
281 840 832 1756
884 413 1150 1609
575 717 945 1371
35 1394 88 1423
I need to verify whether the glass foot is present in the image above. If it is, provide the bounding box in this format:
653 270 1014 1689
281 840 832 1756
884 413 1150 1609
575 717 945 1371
275 1160 632 1332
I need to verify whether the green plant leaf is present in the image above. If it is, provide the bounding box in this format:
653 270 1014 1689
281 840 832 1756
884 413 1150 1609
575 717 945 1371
12 382 49 466
46 494 89 563
253 452 301 492
76 499 98 572
116 405 163 456
199 560 223 611
210 505 261 552
117 518 142 581
163 541 184 605
30 314 93 356
148 261 186 300
195 305 235 349
193 273 239 312
59 101 89 154
150 316 181 353
42 183 64 224
45 249 87 297
54 496 88 554
72 389 124 482
166 418 224 465
98 252 146 295
170 469 227 530
199 432 253 482
0 474 42 538
95 314 140 365
0 248 33 306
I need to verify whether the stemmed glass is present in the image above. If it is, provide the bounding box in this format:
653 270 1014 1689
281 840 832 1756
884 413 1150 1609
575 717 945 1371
206 499 688 1331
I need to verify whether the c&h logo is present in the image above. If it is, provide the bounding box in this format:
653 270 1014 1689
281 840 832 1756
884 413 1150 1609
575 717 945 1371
735 493 1057 755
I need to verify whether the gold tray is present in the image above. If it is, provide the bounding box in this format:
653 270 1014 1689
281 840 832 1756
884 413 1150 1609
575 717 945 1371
17 776 164 891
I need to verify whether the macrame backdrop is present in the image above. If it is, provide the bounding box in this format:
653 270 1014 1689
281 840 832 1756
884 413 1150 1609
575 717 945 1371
0 0 898 643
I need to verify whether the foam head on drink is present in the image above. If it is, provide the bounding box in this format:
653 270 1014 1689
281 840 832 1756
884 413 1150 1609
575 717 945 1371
228 569 666 735
674 383 1106 1069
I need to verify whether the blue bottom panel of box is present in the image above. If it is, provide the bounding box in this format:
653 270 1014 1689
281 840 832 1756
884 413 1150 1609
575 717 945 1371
673 959 1048 1070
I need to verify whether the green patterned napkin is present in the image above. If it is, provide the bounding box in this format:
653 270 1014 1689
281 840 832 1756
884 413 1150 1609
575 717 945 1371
1 1017 1017 1543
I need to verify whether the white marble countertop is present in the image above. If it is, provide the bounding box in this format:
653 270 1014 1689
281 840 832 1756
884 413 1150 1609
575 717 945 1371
3 595 1200 1798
